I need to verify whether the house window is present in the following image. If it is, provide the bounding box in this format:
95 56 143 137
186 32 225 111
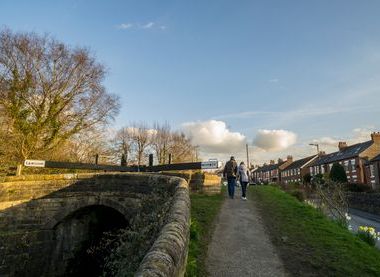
370 165 375 178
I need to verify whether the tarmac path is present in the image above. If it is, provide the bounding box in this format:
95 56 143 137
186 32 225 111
206 187 287 277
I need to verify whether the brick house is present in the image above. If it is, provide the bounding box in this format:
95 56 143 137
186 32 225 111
308 132 380 184
252 156 293 184
365 154 380 189
281 155 318 185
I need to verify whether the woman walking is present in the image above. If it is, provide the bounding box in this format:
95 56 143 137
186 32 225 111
238 161 249 200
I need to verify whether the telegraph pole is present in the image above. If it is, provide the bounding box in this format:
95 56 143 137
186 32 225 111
246 143 250 167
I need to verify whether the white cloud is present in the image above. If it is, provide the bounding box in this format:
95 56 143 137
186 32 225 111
116 22 166 31
312 137 339 147
269 78 279 83
141 22 155 29
312 127 376 150
253 129 297 152
117 23 133 29
214 105 374 121
181 120 246 154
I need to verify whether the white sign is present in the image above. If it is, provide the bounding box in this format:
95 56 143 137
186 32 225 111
24 160 46 167
201 160 220 169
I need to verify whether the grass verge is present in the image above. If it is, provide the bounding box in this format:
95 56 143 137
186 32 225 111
185 191 224 277
251 185 380 277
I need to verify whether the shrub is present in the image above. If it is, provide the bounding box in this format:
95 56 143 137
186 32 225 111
303 173 312 184
289 189 306 202
312 173 325 185
329 163 348 183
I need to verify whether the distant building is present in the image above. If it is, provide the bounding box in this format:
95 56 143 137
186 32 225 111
281 155 318 184
365 154 380 189
252 156 293 184
308 132 380 184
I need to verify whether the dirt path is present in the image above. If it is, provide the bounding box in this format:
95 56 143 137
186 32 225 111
206 187 287 276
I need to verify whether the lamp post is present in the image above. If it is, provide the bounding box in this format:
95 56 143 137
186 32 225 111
309 143 320 155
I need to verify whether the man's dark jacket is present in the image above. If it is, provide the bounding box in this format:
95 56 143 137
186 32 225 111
223 160 238 178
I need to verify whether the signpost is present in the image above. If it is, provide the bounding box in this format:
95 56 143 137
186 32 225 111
24 160 46 167
201 160 221 169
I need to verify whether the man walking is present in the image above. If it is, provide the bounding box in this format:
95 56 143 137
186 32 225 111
223 156 238 199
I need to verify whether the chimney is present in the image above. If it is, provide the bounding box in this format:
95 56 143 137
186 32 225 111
319 151 326 156
270 160 275 165
371 132 380 143
338 141 348 151
287 155 293 163
278 158 283 164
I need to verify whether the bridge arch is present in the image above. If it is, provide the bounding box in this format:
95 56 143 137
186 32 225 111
44 196 136 229
50 204 130 276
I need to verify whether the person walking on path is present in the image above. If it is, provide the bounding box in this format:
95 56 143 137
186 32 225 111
223 156 238 199
238 161 249 200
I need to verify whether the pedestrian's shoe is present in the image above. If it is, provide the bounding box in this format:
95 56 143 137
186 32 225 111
242 197 247 201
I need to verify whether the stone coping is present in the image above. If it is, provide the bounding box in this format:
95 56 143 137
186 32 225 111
135 177 190 277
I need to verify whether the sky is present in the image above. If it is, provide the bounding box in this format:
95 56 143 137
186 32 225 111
1 0 380 164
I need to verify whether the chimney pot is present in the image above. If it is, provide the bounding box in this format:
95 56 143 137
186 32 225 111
338 141 348 151
287 155 293 162
371 132 380 143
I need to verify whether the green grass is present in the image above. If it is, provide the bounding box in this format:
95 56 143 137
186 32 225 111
185 191 224 277
251 186 380 276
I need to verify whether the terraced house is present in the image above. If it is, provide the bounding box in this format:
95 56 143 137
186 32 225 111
365 154 380 189
252 156 293 184
281 155 318 184
308 132 380 185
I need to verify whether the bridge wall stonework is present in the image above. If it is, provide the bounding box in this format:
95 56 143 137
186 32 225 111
0 173 190 277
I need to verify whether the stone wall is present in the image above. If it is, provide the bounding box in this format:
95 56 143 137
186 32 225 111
135 178 190 277
162 171 221 194
347 192 380 216
0 173 190 277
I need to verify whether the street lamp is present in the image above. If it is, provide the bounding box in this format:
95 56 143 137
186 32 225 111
309 143 320 155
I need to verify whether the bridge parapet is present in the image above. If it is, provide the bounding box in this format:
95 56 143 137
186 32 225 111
0 173 190 276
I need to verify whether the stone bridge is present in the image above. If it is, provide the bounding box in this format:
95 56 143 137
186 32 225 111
0 173 190 276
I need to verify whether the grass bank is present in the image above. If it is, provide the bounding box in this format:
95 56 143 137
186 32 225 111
185 191 224 277
251 185 380 276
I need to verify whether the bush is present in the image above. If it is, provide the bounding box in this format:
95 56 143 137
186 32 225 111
303 173 312 184
329 163 348 183
289 189 306 202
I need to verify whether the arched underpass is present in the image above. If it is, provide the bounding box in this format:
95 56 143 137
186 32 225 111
0 173 190 277
51 205 129 276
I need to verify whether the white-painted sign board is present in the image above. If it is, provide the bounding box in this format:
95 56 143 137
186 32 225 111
201 160 220 169
24 160 46 167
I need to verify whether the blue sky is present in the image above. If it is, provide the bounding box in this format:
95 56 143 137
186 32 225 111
1 0 380 163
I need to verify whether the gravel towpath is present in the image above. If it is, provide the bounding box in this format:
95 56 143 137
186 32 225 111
206 188 287 277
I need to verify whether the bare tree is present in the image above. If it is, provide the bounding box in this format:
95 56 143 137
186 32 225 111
65 129 111 163
111 127 133 166
151 122 171 164
168 131 198 163
129 122 152 167
0 28 120 171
